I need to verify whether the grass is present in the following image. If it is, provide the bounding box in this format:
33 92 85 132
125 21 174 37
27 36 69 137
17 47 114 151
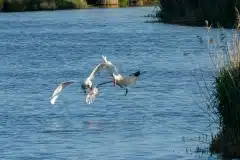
119 0 128 7
194 7 240 158
0 0 4 10
1 0 88 12
64 0 88 8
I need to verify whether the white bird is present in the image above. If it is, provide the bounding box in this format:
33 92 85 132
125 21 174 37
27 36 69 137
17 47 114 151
113 71 141 96
50 79 113 105
81 55 118 93
85 79 115 104
50 81 77 105
85 87 99 104
99 56 141 96
50 55 117 105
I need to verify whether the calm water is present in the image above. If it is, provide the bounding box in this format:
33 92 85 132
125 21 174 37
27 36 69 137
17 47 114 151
0 6 220 160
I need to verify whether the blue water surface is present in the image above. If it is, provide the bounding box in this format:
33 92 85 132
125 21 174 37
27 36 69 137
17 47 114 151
0 6 220 160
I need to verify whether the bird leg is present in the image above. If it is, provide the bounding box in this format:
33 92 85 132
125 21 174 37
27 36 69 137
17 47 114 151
125 88 128 96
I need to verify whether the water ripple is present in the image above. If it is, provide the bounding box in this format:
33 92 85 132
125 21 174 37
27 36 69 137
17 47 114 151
0 6 219 160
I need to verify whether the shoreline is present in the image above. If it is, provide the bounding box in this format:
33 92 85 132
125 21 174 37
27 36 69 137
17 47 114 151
0 2 155 13
0 5 154 14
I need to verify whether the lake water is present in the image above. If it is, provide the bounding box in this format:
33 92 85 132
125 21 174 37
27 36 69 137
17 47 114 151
0 6 220 160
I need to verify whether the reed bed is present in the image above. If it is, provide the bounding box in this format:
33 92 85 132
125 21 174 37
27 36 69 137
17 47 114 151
195 7 240 157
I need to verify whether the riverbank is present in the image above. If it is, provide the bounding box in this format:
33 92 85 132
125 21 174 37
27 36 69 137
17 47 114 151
0 0 155 12
156 0 239 28
195 7 240 158
0 0 88 12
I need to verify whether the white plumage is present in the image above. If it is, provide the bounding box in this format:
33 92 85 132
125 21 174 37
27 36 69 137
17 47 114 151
50 55 117 105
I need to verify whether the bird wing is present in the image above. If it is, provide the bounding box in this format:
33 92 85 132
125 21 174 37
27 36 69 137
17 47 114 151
99 55 120 78
50 81 79 105
85 88 99 104
106 63 119 75
88 60 119 81
102 55 119 75
50 94 59 105
85 80 113 104
87 63 110 81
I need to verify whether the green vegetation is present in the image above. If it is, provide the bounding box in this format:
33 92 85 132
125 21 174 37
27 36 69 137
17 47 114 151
128 0 155 7
119 0 128 7
0 0 156 11
119 0 155 7
63 0 88 9
0 0 4 11
142 0 155 5
209 26 240 156
196 8 240 157
1 0 88 12
157 0 240 28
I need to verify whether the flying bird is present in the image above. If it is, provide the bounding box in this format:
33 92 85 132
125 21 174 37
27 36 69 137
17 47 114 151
113 71 141 96
85 80 113 104
99 56 141 96
50 80 113 105
85 87 99 104
81 55 118 93
50 80 77 105
50 55 117 105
